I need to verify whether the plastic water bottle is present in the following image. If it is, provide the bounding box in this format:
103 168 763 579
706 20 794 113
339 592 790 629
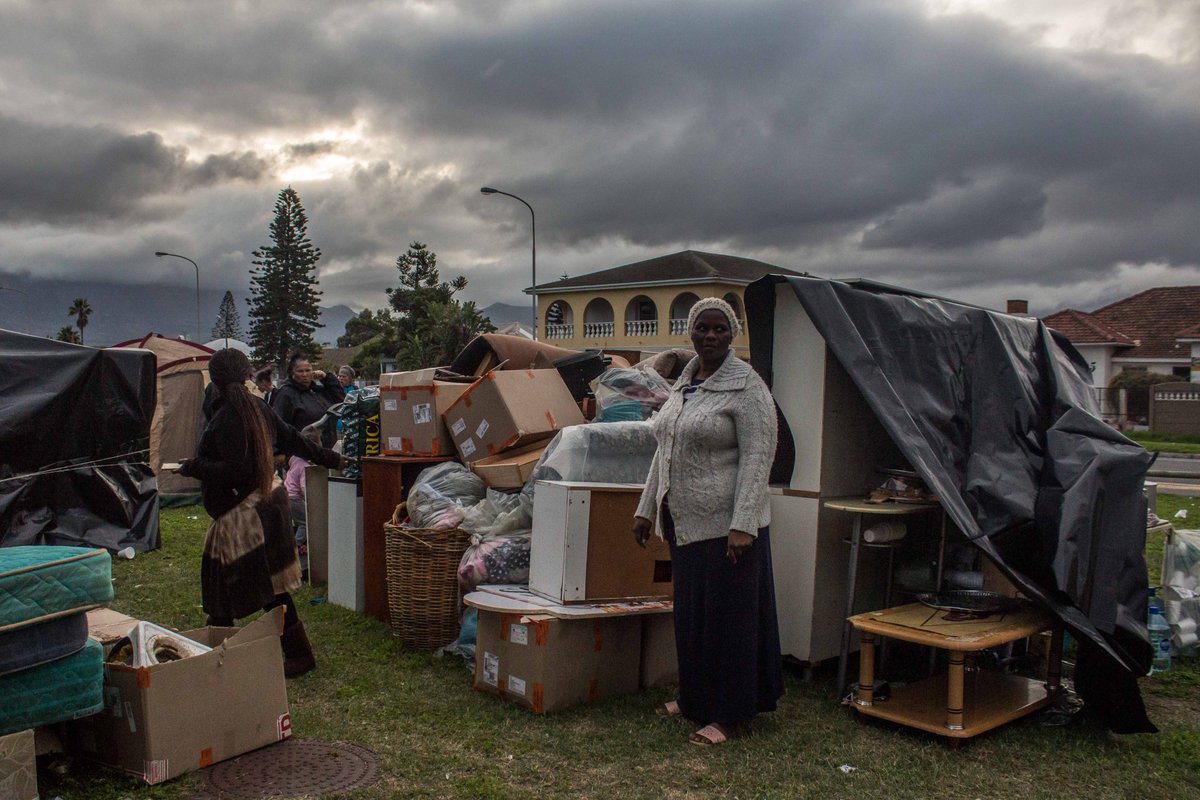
1148 606 1172 674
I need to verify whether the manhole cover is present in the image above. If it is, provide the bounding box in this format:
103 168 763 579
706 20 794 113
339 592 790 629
201 739 380 798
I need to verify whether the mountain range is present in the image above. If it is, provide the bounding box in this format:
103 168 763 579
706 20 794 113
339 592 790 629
0 275 533 348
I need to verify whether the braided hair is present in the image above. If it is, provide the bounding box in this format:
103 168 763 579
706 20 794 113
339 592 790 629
208 349 274 498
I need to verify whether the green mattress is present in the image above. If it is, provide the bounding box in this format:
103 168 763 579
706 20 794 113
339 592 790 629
0 637 104 735
0 547 113 633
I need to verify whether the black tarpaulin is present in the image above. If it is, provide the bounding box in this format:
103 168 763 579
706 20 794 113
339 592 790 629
746 275 1155 733
0 329 159 551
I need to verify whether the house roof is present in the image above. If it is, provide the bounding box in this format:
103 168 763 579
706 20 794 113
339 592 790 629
532 250 805 293
1040 309 1136 347
1042 286 1200 359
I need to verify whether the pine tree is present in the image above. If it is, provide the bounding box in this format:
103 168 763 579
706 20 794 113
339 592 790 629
68 297 92 344
247 187 323 369
211 290 242 341
380 241 494 371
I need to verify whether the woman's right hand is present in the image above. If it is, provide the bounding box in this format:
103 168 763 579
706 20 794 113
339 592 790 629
632 516 653 548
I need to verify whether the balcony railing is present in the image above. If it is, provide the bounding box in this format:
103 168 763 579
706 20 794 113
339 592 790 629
544 323 574 339
625 319 658 337
669 318 688 335
583 321 614 338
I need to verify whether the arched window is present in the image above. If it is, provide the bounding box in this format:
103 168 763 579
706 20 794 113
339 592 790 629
583 298 615 339
544 300 574 339
624 295 658 337
669 292 700 335
723 292 744 331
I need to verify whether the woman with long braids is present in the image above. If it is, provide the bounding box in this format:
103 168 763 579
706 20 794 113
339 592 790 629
178 349 345 677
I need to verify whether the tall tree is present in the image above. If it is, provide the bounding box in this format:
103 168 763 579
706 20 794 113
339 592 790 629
211 290 243 341
380 241 494 372
247 187 323 368
337 308 393 348
68 297 92 344
55 325 81 344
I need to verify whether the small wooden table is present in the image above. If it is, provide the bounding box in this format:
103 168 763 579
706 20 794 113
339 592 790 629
848 602 1062 741
823 497 945 695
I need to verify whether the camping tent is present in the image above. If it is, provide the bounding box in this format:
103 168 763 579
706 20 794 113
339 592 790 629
0 329 158 550
114 334 214 505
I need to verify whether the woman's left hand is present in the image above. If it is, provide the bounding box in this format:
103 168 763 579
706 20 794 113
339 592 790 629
726 529 754 564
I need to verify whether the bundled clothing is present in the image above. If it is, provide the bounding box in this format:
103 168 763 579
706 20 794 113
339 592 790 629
284 454 311 575
180 395 340 621
636 350 783 727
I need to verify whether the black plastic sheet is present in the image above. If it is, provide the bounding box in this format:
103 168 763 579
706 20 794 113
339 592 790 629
0 329 159 551
746 276 1155 733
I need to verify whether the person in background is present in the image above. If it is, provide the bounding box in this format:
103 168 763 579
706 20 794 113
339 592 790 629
254 367 275 405
178 348 345 678
337 364 357 390
284 428 320 583
631 296 783 746
270 354 345 446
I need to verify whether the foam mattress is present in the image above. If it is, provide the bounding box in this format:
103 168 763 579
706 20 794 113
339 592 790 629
0 611 89 676
0 637 104 736
0 547 113 633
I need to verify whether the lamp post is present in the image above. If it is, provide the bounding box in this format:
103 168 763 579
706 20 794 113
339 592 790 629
154 251 200 343
480 186 537 340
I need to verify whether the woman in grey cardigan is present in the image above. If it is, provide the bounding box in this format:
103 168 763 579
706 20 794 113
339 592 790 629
632 297 783 746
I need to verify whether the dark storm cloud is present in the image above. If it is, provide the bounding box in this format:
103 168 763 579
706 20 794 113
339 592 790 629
0 0 1197 312
0 114 269 224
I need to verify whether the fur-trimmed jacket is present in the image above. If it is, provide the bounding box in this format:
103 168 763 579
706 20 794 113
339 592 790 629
635 350 777 545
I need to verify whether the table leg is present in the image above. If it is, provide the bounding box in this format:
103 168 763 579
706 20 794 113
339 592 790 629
836 513 864 696
946 650 965 731
928 510 948 676
855 633 876 706
1046 626 1063 693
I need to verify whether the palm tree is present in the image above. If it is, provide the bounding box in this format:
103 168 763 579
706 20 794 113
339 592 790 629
55 325 81 344
68 297 92 344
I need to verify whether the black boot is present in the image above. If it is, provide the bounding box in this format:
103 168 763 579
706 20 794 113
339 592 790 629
280 620 316 678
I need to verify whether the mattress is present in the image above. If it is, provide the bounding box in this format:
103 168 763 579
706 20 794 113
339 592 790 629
0 637 104 736
0 547 113 633
0 611 89 676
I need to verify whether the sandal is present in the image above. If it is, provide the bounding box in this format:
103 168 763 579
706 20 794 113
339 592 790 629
656 700 681 717
689 724 729 746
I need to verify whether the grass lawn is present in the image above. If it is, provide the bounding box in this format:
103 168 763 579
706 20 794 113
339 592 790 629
40 506 1200 800
1126 431 1200 455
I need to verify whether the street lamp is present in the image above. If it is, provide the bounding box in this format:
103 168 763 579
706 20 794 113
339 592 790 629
480 186 537 340
154 251 200 343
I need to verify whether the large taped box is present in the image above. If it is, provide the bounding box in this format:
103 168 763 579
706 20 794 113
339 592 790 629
530 481 672 603
442 369 585 462
70 608 290 786
473 610 641 713
379 368 472 456
0 729 37 800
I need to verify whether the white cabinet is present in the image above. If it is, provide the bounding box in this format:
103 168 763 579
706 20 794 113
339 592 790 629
766 279 901 664
326 476 364 613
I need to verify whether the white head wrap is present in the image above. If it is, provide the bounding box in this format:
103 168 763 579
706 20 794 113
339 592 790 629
686 296 743 337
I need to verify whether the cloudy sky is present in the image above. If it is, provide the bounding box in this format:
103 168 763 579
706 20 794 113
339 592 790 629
0 0 1197 320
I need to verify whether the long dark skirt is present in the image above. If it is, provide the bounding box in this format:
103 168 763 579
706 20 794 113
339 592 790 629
669 524 785 727
201 483 300 621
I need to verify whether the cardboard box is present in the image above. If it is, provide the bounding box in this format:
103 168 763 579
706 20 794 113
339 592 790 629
379 368 472 456
469 441 547 489
473 610 642 713
0 729 37 800
71 608 290 785
640 612 678 689
530 481 673 603
442 369 585 462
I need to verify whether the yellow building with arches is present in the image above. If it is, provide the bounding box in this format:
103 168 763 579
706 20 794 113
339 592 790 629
531 251 805 355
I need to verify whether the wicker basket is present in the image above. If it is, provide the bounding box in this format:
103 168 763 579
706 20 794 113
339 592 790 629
384 503 471 649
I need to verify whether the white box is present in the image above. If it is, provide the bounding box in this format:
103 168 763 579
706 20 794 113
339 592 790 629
530 481 672 603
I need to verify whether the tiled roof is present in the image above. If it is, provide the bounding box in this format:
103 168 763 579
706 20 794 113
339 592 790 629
534 250 804 291
1042 286 1200 358
1040 309 1136 346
